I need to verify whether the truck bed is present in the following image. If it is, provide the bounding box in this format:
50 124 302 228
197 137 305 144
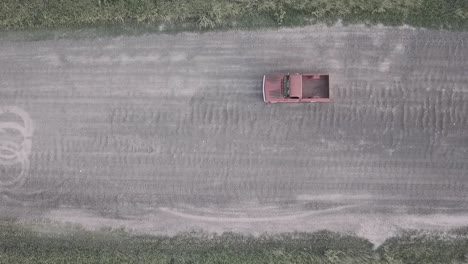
301 75 329 99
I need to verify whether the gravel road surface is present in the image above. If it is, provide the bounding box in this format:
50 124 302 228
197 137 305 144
1 24 467 243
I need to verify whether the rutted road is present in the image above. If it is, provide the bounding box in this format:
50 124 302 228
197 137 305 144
0 25 467 243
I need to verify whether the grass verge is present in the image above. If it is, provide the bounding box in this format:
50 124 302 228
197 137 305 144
0 0 467 32
1 220 468 263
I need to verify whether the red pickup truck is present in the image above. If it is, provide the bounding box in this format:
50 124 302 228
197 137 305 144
263 73 330 103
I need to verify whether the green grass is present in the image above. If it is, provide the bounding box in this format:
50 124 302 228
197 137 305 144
0 0 467 33
1 220 468 264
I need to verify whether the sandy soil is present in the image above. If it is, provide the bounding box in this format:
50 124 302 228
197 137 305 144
0 24 467 245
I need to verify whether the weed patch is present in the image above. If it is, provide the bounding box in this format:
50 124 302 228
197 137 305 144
0 0 467 32
1 220 468 263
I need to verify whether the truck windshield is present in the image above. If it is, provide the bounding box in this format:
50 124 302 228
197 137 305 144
282 75 290 98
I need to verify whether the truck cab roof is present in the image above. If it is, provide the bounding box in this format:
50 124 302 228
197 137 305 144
289 74 302 98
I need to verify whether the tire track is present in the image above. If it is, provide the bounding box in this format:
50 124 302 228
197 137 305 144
0 106 33 189
0 106 60 206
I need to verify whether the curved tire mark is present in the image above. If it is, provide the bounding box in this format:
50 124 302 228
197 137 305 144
159 204 360 223
0 106 34 190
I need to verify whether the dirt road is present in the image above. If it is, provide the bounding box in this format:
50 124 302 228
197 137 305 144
1 24 467 243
